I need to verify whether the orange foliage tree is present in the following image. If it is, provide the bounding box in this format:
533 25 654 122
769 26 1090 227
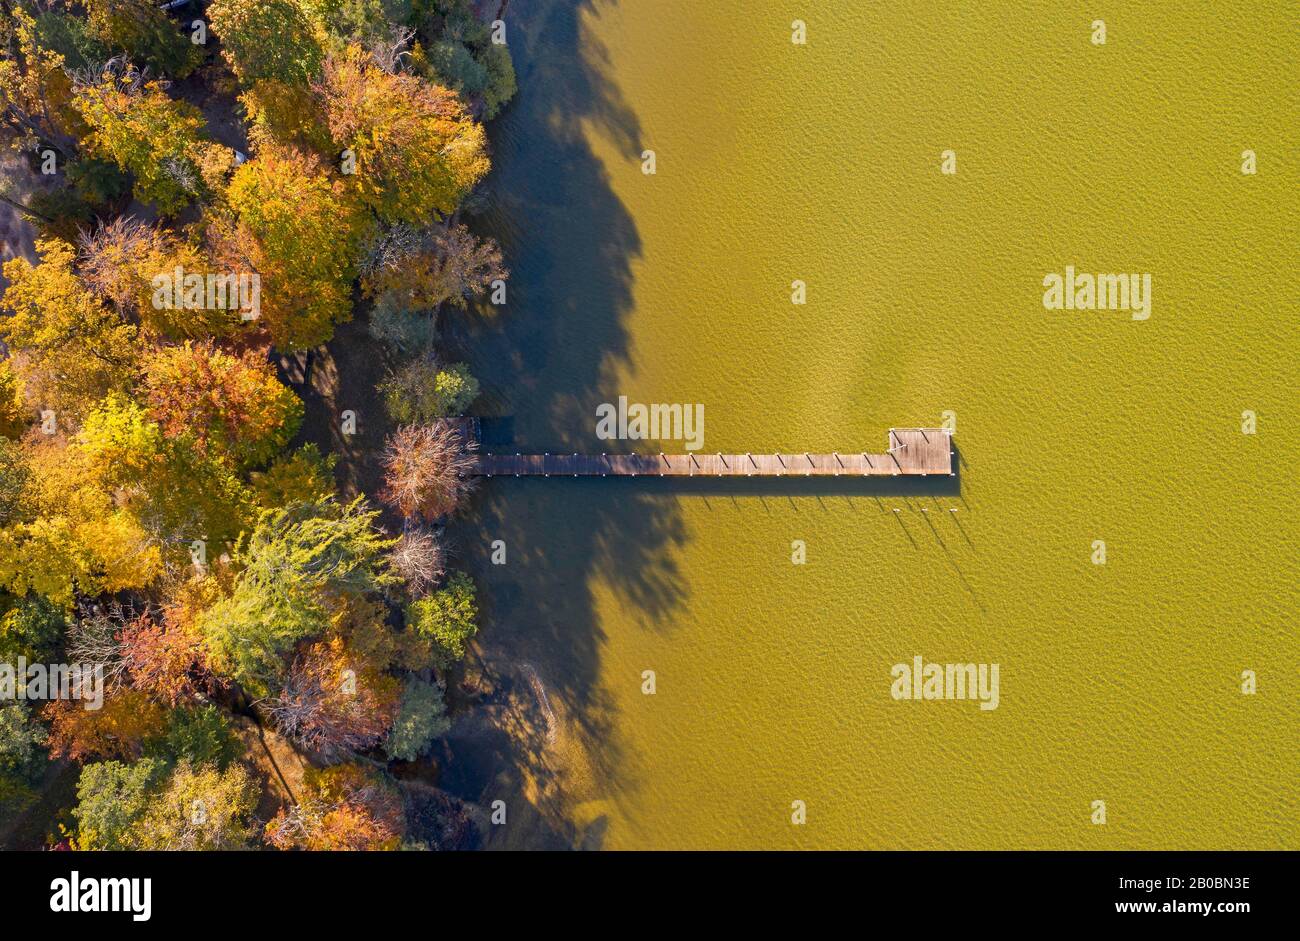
44 689 166 762
118 611 214 706
264 764 404 851
141 342 303 469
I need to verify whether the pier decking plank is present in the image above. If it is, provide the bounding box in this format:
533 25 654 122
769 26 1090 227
470 429 953 478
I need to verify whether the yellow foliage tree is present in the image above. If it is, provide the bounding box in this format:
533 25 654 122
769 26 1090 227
318 46 489 223
221 145 370 350
0 361 25 439
137 760 261 850
74 72 211 216
0 396 255 602
0 238 138 422
0 5 80 155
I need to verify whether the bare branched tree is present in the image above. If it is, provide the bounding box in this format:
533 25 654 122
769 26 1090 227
369 25 416 74
65 601 146 692
430 223 506 308
263 645 393 761
389 525 447 597
77 215 155 311
68 55 153 93
379 422 478 522
360 221 505 311
360 221 424 280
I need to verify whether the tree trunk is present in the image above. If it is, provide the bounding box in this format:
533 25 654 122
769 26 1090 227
0 188 52 223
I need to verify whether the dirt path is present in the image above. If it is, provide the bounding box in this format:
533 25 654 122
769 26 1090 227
276 317 402 517
0 156 42 297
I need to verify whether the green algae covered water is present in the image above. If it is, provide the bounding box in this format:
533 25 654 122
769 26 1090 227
444 1 1298 849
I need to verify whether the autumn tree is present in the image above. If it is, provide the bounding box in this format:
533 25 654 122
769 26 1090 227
75 216 153 311
0 395 256 602
361 222 504 356
207 0 325 86
0 437 162 602
198 498 396 696
141 342 303 469
363 221 504 311
136 759 260 850
71 394 255 553
73 68 211 216
380 359 478 423
44 689 167 762
78 217 238 338
0 238 138 421
206 0 333 150
221 145 370 350
0 4 79 156
318 45 489 222
74 757 259 850
264 636 399 760
389 526 445 597
300 0 414 51
406 570 477 668
385 677 449 761
65 595 220 709
264 763 403 850
0 438 28 527
63 601 136 691
83 0 203 78
324 593 421 675
238 77 332 153
71 758 166 850
249 443 337 509
0 359 26 439
379 422 477 521
118 608 214 706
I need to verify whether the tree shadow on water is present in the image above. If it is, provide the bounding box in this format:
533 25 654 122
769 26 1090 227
438 0 679 849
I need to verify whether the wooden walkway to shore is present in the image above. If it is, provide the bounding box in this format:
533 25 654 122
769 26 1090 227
470 429 953 478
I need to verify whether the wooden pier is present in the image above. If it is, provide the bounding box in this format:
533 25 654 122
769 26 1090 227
470 428 953 478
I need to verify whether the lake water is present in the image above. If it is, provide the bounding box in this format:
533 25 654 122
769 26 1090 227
445 0 1297 849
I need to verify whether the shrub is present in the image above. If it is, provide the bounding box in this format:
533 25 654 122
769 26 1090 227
0 594 65 663
380 360 479 423
406 570 477 669
386 678 450 761
144 705 241 770
71 758 166 850
368 296 439 353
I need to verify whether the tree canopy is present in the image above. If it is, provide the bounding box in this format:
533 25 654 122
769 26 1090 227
0 0 511 852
